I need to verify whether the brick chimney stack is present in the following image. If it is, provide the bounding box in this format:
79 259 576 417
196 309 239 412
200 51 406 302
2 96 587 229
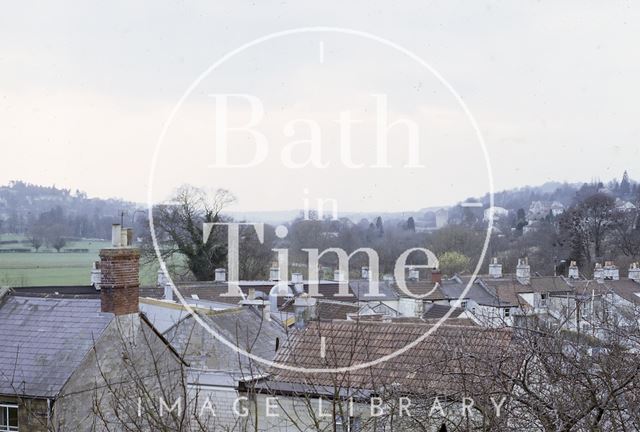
99 224 140 315
431 270 442 284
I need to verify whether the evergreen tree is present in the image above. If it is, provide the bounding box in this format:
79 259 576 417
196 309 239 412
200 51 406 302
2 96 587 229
406 216 416 232
620 170 631 195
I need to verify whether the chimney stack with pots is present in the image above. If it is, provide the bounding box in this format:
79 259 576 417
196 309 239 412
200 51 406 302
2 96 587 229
568 261 580 279
516 258 531 284
629 263 640 283
594 263 605 282
603 261 619 281
99 224 140 315
488 258 503 279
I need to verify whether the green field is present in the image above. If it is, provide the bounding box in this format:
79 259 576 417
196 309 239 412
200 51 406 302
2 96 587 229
0 236 160 287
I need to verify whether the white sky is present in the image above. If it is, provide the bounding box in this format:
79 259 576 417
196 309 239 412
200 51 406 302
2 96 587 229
1 1 639 212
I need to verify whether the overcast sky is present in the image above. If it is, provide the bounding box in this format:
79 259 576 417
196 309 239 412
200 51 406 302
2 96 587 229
1 1 639 212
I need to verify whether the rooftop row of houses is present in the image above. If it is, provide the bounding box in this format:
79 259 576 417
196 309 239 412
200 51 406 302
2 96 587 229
2 224 640 430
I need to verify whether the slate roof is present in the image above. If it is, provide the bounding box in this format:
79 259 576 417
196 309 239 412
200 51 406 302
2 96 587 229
349 280 399 301
392 281 447 300
169 280 344 305
316 300 360 320
423 303 467 319
0 294 113 398
528 276 574 294
439 280 509 307
268 320 513 396
163 307 285 372
479 279 532 307
602 279 640 305
10 285 100 299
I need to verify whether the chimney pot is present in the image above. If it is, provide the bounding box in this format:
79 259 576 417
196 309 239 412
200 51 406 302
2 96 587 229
111 224 122 247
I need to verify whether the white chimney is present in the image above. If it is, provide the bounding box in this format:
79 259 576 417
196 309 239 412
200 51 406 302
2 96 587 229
111 224 122 247
292 273 304 294
214 268 226 282
594 263 604 282
164 282 174 302
361 266 369 280
263 300 271 322
157 269 166 287
516 258 530 284
333 270 345 282
629 263 640 283
91 261 101 290
488 258 503 278
120 229 128 248
269 267 280 281
407 267 420 281
294 294 317 329
603 261 619 281
568 261 580 279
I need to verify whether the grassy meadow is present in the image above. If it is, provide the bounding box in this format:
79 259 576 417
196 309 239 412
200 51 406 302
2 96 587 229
0 235 160 287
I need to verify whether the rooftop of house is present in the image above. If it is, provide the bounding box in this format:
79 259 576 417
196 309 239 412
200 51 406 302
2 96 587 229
439 279 513 307
265 320 513 397
316 300 361 320
601 279 640 305
9 285 101 299
348 280 399 301
9 285 165 299
163 307 285 372
0 292 113 398
422 303 467 320
393 280 447 300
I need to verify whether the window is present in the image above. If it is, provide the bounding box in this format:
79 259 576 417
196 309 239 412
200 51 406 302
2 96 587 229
504 308 510 317
0 404 18 432
540 293 548 307
460 301 468 309
336 415 361 432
